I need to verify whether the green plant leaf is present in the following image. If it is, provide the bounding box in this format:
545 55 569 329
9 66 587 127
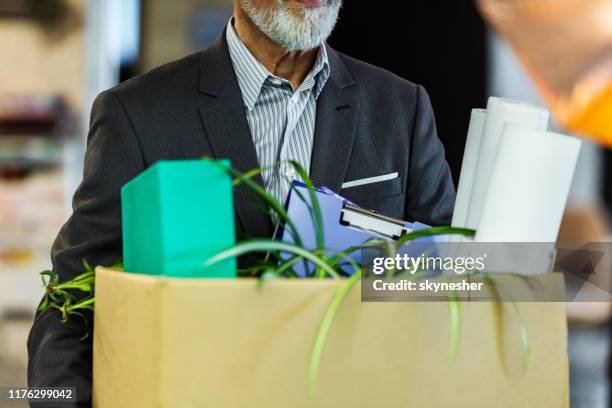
483 274 530 376
38 297 49 313
235 188 310 271
395 226 476 247
71 297 95 311
256 270 280 291
229 162 278 188
381 239 397 279
447 290 461 360
323 248 363 277
82 259 94 273
289 160 324 251
327 239 388 270
205 240 340 280
308 271 361 404
110 259 124 270
210 160 304 248
274 255 306 278
288 186 324 277
511 300 530 376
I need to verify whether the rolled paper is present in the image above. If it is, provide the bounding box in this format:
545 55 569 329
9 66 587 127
465 97 550 230
476 124 582 243
452 108 487 229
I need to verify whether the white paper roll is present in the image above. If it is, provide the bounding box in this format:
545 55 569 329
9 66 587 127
465 97 550 230
475 124 582 243
452 109 487 229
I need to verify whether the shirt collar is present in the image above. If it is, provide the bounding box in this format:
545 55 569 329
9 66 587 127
306 43 330 100
226 19 330 112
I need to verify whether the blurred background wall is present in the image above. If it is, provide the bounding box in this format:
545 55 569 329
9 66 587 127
0 0 84 109
0 0 85 394
0 1 609 407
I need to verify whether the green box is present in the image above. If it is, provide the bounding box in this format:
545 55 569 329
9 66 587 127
121 160 236 278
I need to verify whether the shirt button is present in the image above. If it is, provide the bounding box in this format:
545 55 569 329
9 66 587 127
285 168 296 178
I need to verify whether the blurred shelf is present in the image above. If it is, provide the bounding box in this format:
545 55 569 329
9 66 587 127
0 95 69 136
0 157 60 171
0 134 63 175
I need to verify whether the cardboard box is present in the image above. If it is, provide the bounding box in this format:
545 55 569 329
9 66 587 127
93 268 569 408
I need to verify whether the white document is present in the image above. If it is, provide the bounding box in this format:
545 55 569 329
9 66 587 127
452 108 487 229
465 97 549 230
476 124 582 243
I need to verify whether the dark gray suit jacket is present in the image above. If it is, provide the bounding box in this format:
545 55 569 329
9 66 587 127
27 31 455 406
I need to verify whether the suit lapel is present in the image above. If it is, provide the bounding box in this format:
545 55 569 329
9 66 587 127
197 32 274 238
195 36 359 237
310 46 360 193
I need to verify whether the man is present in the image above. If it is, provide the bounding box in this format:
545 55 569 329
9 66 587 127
28 0 455 406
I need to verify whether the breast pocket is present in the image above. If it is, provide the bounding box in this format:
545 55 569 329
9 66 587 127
340 175 404 208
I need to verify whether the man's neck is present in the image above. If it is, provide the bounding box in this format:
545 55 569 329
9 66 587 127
232 7 318 90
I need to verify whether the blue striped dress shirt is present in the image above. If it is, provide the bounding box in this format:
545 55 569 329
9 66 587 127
226 21 331 204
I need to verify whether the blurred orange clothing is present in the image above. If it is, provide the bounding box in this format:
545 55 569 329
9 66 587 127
478 0 612 146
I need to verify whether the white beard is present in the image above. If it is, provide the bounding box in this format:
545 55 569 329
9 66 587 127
240 0 342 52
